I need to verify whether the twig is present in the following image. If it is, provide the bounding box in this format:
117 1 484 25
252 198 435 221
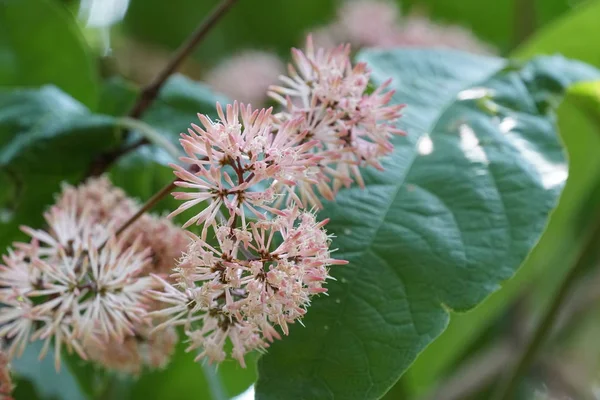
86 0 240 178
540 359 595 400
422 341 515 400
114 179 178 238
495 219 600 400
419 261 600 400
513 0 536 47
215 209 256 260
127 0 239 120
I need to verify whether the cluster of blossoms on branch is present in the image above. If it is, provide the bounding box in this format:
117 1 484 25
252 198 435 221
0 37 403 373
0 177 185 374
149 37 404 365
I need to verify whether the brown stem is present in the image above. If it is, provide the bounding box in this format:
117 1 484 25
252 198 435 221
85 0 240 178
114 178 178 238
215 207 255 261
421 341 515 400
420 255 600 400
495 217 600 400
109 162 205 242
513 0 536 47
127 0 240 119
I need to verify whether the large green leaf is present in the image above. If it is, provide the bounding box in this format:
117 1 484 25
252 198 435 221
255 50 598 399
0 86 120 249
399 85 600 397
399 59 600 400
0 0 98 108
11 341 87 400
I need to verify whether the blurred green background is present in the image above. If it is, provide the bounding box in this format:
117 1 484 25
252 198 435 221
3 0 600 399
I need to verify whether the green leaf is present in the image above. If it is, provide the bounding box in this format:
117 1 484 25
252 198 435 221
401 84 600 396
515 0 600 67
256 50 598 399
0 0 99 108
143 74 229 144
11 341 87 400
565 80 600 125
0 86 121 250
97 77 139 117
398 85 600 398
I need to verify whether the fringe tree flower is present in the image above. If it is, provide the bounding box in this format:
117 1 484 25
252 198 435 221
269 36 405 205
56 176 138 225
75 235 154 343
169 102 324 233
0 177 188 373
124 214 189 277
0 190 156 370
150 208 346 366
19 192 111 257
50 178 187 373
57 177 188 277
84 322 178 375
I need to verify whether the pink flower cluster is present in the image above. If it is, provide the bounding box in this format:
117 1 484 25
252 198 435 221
152 209 345 366
151 38 402 366
0 37 403 371
169 102 322 235
270 36 405 206
0 178 186 374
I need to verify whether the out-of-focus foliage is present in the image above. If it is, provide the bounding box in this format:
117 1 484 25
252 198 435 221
0 86 120 250
123 0 337 61
0 0 98 107
118 0 584 68
2 0 600 399
516 0 600 66
400 0 582 52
